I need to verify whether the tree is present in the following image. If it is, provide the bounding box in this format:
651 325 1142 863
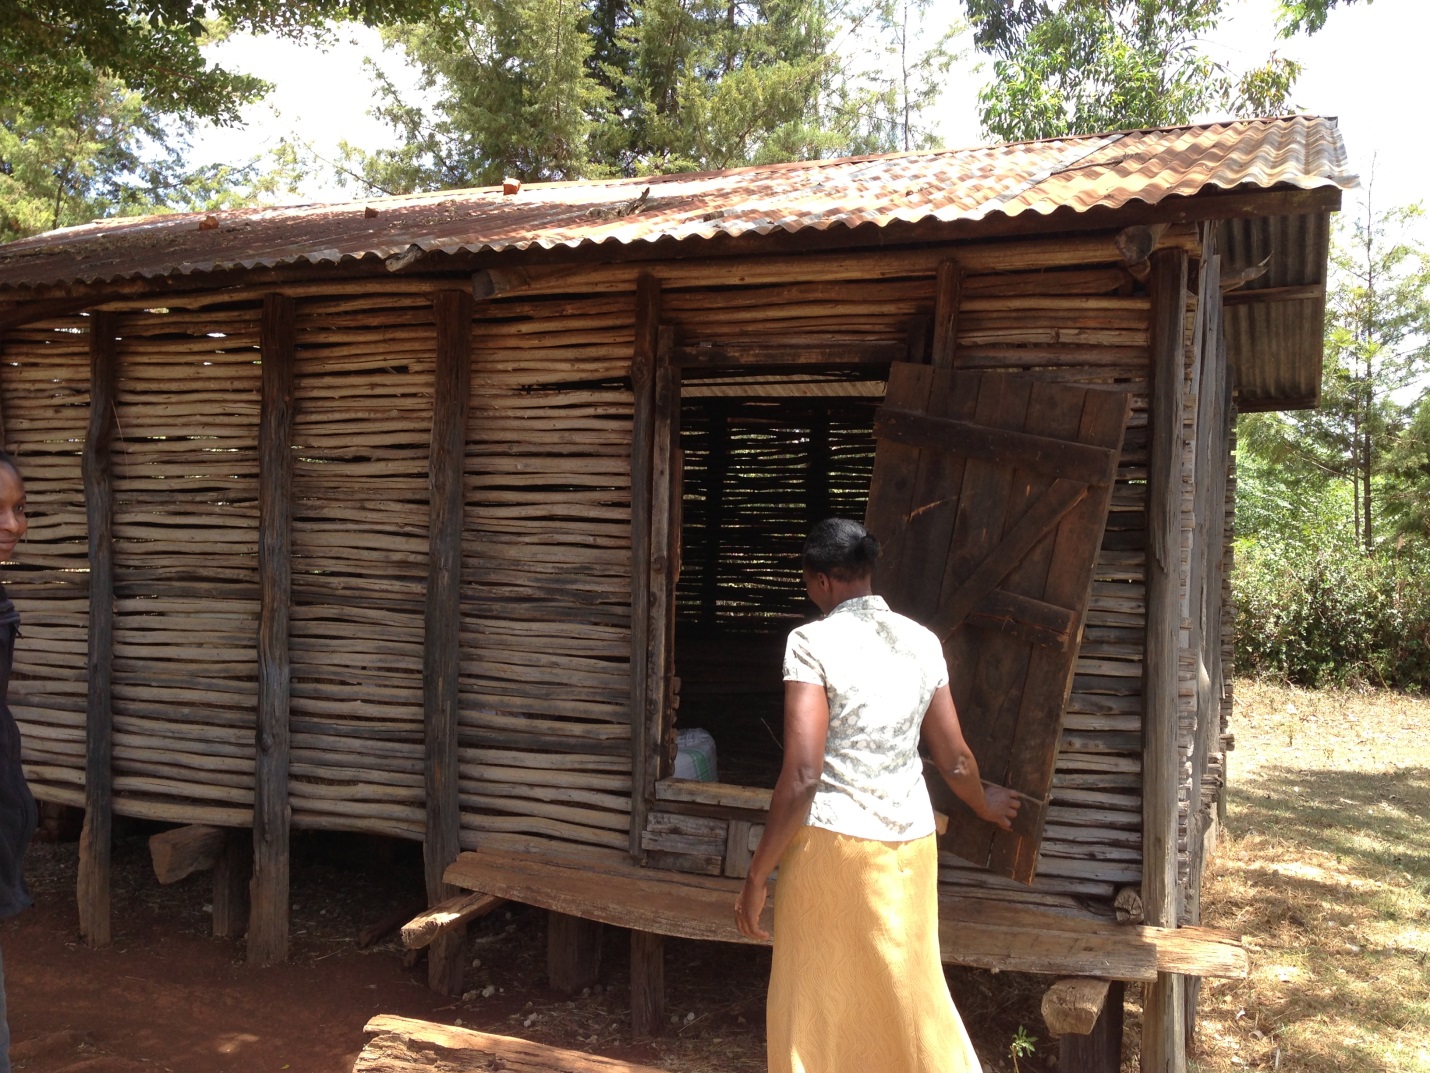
338 0 962 194
966 0 1300 142
1235 200 1430 553
0 0 439 127
1277 0 1372 36
0 77 306 241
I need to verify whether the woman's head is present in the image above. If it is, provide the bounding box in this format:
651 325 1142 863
0 453 26 563
802 517 879 582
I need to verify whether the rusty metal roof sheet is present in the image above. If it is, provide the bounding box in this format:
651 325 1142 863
0 115 1354 294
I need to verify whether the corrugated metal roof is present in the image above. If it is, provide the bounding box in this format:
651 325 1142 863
0 115 1354 294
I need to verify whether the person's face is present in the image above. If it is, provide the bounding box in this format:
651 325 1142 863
0 465 27 562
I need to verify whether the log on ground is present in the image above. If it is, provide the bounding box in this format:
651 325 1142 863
356 1015 673 1073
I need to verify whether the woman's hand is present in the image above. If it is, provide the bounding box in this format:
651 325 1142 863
735 872 771 941
977 784 1021 831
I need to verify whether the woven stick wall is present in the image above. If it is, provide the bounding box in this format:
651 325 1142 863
107 307 263 826
288 293 435 839
457 292 636 859
1 316 92 805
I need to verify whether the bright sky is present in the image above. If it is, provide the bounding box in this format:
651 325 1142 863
193 0 1427 227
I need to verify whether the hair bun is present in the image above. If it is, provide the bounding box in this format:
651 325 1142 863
855 533 880 563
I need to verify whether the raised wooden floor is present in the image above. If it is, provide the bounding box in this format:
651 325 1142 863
356 1015 668 1072
444 848 1246 982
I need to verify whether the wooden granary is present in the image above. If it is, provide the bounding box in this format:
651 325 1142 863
0 116 1354 1071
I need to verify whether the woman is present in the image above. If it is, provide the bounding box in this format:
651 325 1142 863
735 517 1020 1073
0 452 32 1073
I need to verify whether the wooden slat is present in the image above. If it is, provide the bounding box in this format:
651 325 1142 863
424 288 473 994
250 292 295 966
874 409 1120 487
672 341 905 368
78 310 116 949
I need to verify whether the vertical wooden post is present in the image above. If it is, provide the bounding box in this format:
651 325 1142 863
547 911 603 993
805 407 830 525
212 829 252 939
250 292 296 966
424 288 474 995
645 328 680 788
930 259 963 368
628 275 661 858
77 310 117 949
630 929 665 1036
1142 249 1189 1073
1060 981 1125 1073
698 404 728 628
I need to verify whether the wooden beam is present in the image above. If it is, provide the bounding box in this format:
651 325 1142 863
930 259 963 368
1220 282 1324 305
644 328 680 788
630 930 665 1037
358 1015 671 1073
1043 977 1112 1036
77 310 117 950
249 292 296 967
628 275 660 859
401 891 505 950
148 824 226 884
672 341 904 369
1143 248 1190 1073
423 287 474 996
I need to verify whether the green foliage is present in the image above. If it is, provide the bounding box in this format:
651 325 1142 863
1234 535 1430 690
1277 0 1371 36
1009 1024 1037 1072
966 0 1301 142
338 0 962 193
0 0 440 127
0 78 306 241
1383 394 1430 544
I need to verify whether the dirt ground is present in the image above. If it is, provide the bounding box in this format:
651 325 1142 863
2 826 1055 1073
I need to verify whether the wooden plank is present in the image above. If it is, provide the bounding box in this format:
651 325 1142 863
78 309 117 949
643 328 679 793
930 259 963 368
630 930 665 1037
250 292 296 967
148 824 225 884
875 408 1120 487
442 850 1247 980
965 588 1078 651
653 779 770 813
1043 977 1111 1036
627 275 659 858
401 891 505 950
358 1015 670 1073
424 288 473 995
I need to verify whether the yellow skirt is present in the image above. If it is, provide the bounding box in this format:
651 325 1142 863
767 825 982 1073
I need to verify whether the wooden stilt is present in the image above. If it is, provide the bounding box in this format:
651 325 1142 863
547 912 603 994
250 292 296 966
1060 980 1125 1073
629 930 665 1037
424 288 474 996
213 829 252 940
77 310 117 949
930 258 964 368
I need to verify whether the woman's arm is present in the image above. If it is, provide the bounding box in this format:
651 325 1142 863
922 684 1020 830
734 680 829 941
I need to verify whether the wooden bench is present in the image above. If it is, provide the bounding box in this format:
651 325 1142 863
355 1015 670 1073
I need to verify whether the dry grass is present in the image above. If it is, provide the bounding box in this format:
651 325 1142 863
1193 679 1430 1073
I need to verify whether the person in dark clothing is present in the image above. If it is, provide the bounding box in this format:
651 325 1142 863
0 452 32 1073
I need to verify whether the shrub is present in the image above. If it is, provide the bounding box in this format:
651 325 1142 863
1234 537 1430 690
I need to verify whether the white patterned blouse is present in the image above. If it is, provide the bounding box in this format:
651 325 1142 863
781 594 947 842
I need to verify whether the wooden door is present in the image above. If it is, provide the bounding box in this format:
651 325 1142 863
865 365 1130 883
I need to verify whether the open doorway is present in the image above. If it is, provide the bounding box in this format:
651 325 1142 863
671 374 882 789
